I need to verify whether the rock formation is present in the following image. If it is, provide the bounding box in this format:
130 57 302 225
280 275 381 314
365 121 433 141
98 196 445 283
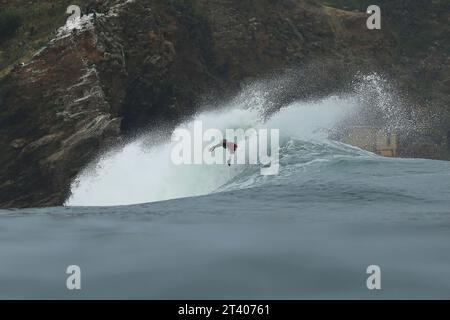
0 0 448 208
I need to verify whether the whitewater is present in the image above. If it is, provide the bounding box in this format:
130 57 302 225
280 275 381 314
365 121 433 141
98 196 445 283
1 76 450 299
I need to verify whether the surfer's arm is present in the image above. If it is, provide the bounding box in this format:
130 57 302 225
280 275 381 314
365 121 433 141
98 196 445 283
209 142 222 152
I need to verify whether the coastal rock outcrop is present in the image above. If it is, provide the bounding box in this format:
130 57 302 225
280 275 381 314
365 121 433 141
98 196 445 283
0 0 448 208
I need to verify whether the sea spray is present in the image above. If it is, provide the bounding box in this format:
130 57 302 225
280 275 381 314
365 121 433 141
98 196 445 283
66 74 406 206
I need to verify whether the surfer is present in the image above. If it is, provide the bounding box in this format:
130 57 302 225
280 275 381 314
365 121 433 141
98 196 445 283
209 139 238 166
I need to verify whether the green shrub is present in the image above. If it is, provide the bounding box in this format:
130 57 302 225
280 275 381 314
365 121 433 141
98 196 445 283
0 10 23 43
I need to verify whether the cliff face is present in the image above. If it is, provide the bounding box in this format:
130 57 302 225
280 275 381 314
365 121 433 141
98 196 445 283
0 17 123 207
0 0 447 208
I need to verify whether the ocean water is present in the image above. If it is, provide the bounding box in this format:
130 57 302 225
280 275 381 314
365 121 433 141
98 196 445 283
1 81 450 299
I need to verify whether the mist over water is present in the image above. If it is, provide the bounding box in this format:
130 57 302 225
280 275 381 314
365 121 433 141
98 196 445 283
65 86 358 206
66 72 415 207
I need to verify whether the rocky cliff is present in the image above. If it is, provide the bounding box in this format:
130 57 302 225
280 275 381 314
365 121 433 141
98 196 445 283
0 0 448 208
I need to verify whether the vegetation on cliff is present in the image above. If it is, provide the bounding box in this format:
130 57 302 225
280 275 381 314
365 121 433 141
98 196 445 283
0 0 91 76
0 9 22 43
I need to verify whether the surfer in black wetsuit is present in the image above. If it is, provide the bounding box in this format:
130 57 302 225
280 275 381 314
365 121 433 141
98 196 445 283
209 139 238 166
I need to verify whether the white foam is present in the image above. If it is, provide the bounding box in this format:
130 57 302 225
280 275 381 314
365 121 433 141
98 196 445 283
65 91 357 206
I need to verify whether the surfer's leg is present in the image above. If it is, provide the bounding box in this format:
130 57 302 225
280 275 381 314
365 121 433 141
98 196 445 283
227 153 232 166
227 152 235 166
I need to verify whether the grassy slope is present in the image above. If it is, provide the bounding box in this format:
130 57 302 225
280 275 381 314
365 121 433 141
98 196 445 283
325 0 450 58
0 0 90 77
